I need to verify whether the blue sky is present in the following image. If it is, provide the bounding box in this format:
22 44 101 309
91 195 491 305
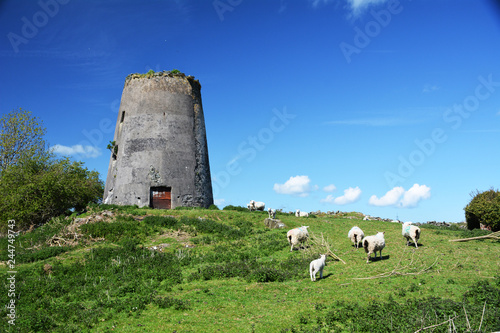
1 0 499 222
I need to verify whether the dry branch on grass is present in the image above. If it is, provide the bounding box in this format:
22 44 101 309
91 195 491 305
307 232 346 264
413 315 458 333
414 301 488 333
449 230 500 242
353 250 438 280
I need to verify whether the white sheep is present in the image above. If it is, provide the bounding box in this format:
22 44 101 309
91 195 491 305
247 200 265 211
295 209 309 217
347 226 365 249
287 226 309 251
309 254 327 281
268 208 276 219
362 232 385 263
402 222 421 248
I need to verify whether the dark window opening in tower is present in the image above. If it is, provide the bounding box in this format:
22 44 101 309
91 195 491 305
112 145 118 160
120 111 125 123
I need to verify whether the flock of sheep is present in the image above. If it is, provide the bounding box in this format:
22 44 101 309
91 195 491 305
246 200 422 282
303 222 420 281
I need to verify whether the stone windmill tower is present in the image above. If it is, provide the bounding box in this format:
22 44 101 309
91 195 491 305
103 70 213 209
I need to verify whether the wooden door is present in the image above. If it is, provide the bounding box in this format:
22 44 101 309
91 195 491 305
150 187 171 209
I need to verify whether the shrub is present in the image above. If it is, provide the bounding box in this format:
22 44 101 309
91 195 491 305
16 246 71 263
223 205 249 212
464 188 500 231
174 206 204 210
285 281 500 332
79 219 139 242
0 156 104 233
143 215 179 228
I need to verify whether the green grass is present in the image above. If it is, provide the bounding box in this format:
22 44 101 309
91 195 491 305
1 207 499 332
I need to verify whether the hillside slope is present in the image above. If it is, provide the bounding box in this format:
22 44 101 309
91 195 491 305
1 205 499 332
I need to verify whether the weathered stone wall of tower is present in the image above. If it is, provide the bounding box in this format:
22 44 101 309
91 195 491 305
103 72 213 208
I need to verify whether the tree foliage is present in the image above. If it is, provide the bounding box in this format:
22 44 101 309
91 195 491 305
0 109 104 232
464 188 500 231
0 155 104 232
0 108 47 173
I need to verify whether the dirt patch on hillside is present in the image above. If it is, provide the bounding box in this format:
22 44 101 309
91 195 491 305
47 211 115 247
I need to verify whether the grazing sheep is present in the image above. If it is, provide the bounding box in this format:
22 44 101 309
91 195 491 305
287 226 309 251
295 209 309 217
362 232 385 263
402 222 421 248
268 208 276 219
347 226 365 249
310 254 327 281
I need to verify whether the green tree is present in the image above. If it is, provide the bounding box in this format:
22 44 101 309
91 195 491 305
0 155 104 232
0 109 104 232
0 108 48 173
464 188 500 231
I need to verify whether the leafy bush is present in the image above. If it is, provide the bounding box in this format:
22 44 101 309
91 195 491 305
16 246 71 263
0 156 103 233
79 218 140 242
284 281 500 333
464 188 500 231
223 205 249 212
143 215 179 229
174 206 204 210
152 296 190 310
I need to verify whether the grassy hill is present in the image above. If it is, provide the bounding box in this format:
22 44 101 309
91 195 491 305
1 205 499 332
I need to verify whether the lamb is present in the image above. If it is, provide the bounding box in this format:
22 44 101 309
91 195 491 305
347 226 365 249
309 254 327 281
287 226 309 251
402 222 421 248
247 200 265 211
268 208 276 219
295 209 309 217
362 232 385 263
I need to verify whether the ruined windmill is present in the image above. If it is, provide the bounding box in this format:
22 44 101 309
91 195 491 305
103 70 213 209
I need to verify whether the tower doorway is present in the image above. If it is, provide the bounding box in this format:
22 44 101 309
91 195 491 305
150 186 171 209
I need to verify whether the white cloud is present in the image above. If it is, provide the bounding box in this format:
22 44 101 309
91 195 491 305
323 184 337 192
214 198 226 207
423 84 440 93
369 186 405 206
51 144 101 158
320 194 336 204
399 184 431 208
369 184 431 208
347 0 388 15
333 186 362 205
310 0 389 16
274 175 314 197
